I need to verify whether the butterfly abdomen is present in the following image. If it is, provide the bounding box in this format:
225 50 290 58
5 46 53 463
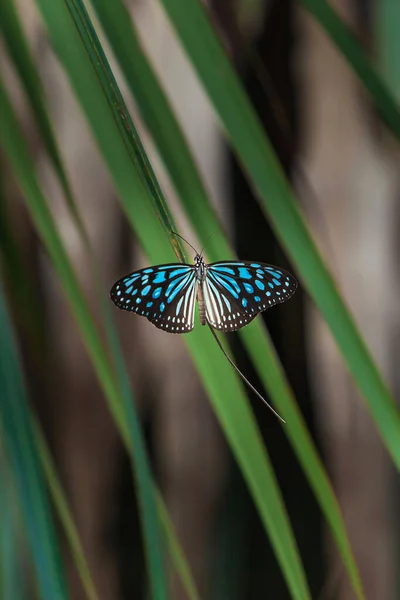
197 284 206 325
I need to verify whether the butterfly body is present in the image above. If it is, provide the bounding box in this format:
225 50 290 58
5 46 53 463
110 256 297 334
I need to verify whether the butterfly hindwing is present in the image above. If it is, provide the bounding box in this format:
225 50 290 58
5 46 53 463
110 263 198 333
204 261 298 332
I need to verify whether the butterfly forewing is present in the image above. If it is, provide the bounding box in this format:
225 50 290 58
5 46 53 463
204 261 298 332
110 263 198 333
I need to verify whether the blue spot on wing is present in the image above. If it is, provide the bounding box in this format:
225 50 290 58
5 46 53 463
153 271 166 283
168 267 192 279
211 266 235 275
123 274 140 287
215 274 240 295
223 276 240 294
238 268 252 279
211 261 245 267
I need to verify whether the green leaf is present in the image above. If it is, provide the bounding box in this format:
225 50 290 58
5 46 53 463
156 495 201 600
159 0 400 475
0 74 168 600
0 0 88 238
0 285 68 600
32 0 311 596
90 0 224 260
1 3 199 594
33 422 100 600
376 0 400 99
90 0 364 595
299 0 400 139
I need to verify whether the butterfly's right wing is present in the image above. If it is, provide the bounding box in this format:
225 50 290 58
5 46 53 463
204 261 297 331
110 263 198 333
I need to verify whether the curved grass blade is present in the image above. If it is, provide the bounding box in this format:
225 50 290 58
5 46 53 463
0 200 98 600
155 494 200 600
376 0 400 99
0 76 168 600
0 0 88 240
0 14 199 597
0 63 306 597
88 1 364 595
159 0 400 474
90 0 226 260
299 0 400 140
0 285 68 600
32 422 100 600
64 0 186 264
33 0 311 596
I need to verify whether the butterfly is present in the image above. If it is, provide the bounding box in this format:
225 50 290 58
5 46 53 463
110 252 297 334
110 235 298 422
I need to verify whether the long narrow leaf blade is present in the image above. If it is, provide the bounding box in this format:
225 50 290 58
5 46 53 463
33 0 311 595
89 1 364 595
299 0 400 139
0 0 87 235
1 6 200 595
33 422 100 600
159 0 400 473
0 76 168 600
0 285 68 600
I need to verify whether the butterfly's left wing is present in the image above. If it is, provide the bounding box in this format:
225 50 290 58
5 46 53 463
204 261 298 331
110 263 198 333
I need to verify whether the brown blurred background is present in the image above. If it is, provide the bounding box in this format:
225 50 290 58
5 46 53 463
2 0 400 599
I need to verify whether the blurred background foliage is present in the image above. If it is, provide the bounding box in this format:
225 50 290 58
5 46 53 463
0 0 399 599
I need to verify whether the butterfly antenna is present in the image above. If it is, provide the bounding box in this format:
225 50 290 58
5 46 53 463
208 326 286 423
199 232 214 258
171 231 199 256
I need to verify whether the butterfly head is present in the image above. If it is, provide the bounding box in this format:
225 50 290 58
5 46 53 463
194 253 204 266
